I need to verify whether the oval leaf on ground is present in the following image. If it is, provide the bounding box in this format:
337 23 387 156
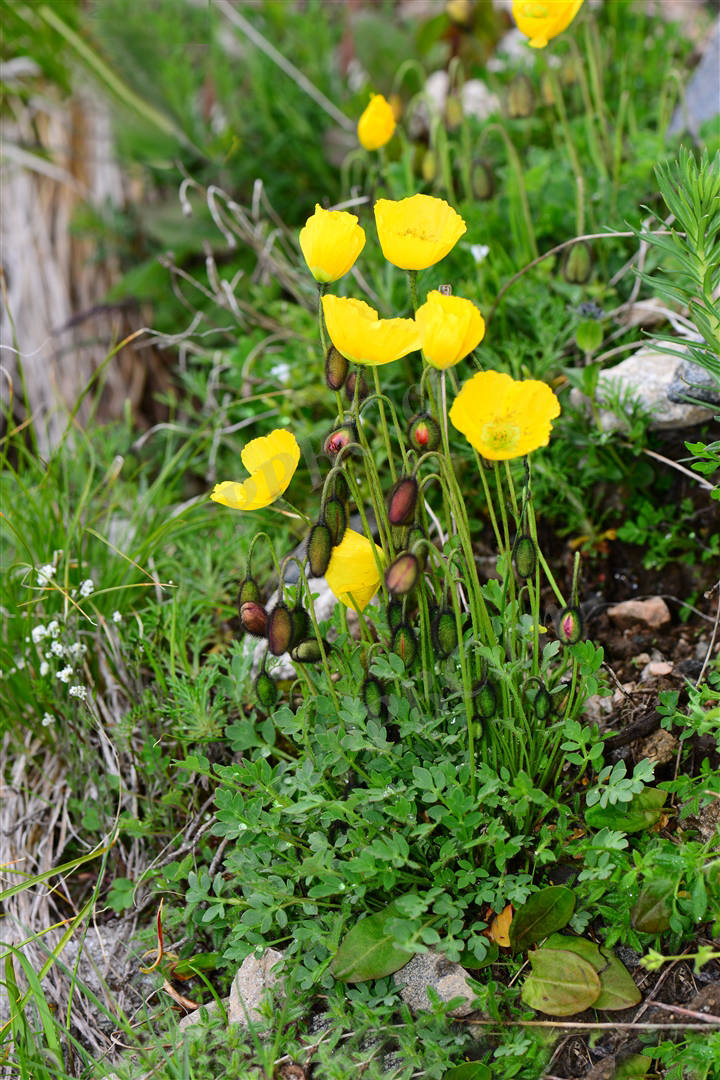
631 877 673 933
331 901 412 983
509 886 576 953
459 941 499 971
545 934 640 1010
521 948 601 1016
443 1064 492 1080
615 1054 652 1079
585 788 666 833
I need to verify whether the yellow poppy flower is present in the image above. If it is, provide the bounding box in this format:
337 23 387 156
374 194 467 271
357 93 396 151
415 290 485 370
321 295 420 367
210 429 300 511
325 528 384 611
512 0 584 49
449 370 561 460
299 204 366 284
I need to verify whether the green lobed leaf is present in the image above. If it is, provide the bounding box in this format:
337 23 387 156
521 948 601 1016
331 900 413 983
585 787 666 833
509 885 576 953
544 934 641 1010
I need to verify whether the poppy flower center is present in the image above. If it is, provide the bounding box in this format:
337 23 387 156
481 420 521 453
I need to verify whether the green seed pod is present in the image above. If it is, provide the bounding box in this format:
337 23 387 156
387 598 403 632
325 346 349 391
563 241 593 285
324 422 357 459
514 534 537 579
473 680 497 720
345 369 369 405
387 476 418 526
291 638 327 663
267 602 294 655
385 552 420 596
507 73 535 118
255 671 277 710
307 522 333 578
290 604 311 643
470 159 494 201
431 607 459 658
362 675 387 719
421 148 438 184
238 576 261 608
407 412 441 452
557 606 584 645
323 495 347 546
240 601 268 637
392 622 418 667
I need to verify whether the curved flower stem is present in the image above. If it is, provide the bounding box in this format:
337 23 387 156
362 389 411 474
282 555 339 712
344 429 395 562
336 449 391 584
370 368 397 484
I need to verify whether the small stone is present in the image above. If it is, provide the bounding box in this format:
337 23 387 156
227 948 284 1028
582 693 614 725
640 660 673 681
393 949 476 1018
668 359 720 408
178 999 222 1033
639 729 678 766
607 597 671 630
584 1058 616 1080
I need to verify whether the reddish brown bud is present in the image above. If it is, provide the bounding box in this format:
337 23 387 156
324 422 357 459
385 552 420 596
267 602 295 655
407 413 440 452
240 601 268 637
387 476 418 526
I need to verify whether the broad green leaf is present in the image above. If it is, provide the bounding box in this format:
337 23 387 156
631 878 673 933
331 901 413 983
443 1064 492 1080
521 948 601 1016
615 1054 652 1079
585 788 666 833
545 935 641 1010
509 886 576 953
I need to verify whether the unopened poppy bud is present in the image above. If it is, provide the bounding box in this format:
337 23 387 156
323 495 347 546
473 680 497 720
533 684 552 719
557 605 584 645
540 72 555 107
392 622 418 666
508 73 535 118
254 672 277 709
431 607 459 658
387 598 403 631
514 534 537 579
421 148 438 184
387 476 418 526
238 576 261 609
471 160 494 201
291 604 311 643
325 346 349 391
385 552 420 595
324 422 357 459
291 638 327 663
307 522 333 577
345 369 369 404
561 55 578 87
408 412 441 452
240 601 268 637
446 0 473 28
563 241 593 285
445 94 463 130
267 602 295 655
362 675 387 719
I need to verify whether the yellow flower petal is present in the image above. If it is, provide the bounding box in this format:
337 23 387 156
321 294 420 367
511 0 584 48
415 290 485 370
449 371 561 460
374 194 467 271
357 93 396 151
210 429 300 511
325 528 384 611
299 204 366 284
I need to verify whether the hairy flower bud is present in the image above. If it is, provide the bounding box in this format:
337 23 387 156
254 671 277 709
307 523 333 578
385 552 420 596
387 476 418 526
291 604 311 644
407 412 441 452
471 160 494 201
392 622 418 667
421 148 438 184
431 607 459 658
387 598 404 632
324 422 357 459
563 241 593 285
445 94 463 130
291 638 326 663
473 679 497 720
240 601 268 637
557 605 584 645
513 534 537 579
362 675 387 719
238 576 261 608
507 73 535 118
533 684 552 720
323 495 347 546
325 346 349 391
267 602 295 655
345 369 369 405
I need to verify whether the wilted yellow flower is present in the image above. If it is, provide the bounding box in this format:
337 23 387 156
449 371 560 460
299 204 366 284
210 429 300 511
374 194 467 270
326 528 383 611
357 93 396 151
415 290 485 370
512 0 584 49
322 295 420 367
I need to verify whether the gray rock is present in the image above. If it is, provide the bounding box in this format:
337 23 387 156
178 998 223 1033
393 949 477 1017
668 358 720 408
669 18 720 136
227 948 284 1028
569 346 715 431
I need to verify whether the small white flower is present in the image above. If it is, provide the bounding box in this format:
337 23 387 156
68 642 87 658
37 564 56 587
68 685 87 700
79 579 95 598
470 243 490 265
57 665 73 683
50 641 65 657
47 621 60 638
41 712 55 727
16 657 25 670
40 661 50 676
32 625 47 644
112 610 122 624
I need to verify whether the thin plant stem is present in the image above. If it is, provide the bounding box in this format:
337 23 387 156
371 368 398 484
